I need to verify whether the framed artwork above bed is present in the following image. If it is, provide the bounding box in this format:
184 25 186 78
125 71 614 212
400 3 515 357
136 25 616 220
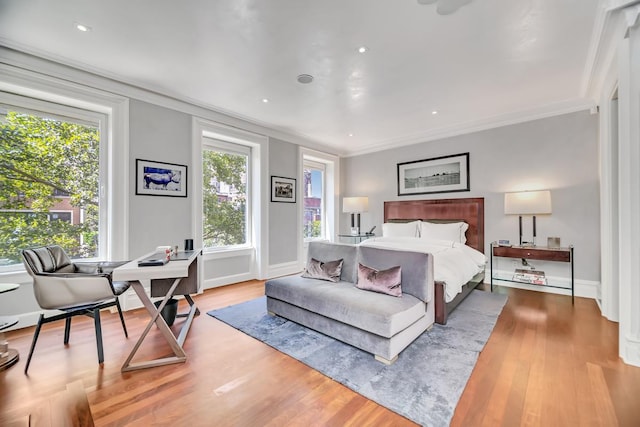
397 152 470 196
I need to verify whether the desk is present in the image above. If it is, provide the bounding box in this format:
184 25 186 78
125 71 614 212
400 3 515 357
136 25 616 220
113 250 201 372
0 283 20 371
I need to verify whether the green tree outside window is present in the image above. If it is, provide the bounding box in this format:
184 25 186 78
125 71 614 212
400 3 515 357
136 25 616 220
0 110 100 265
202 149 247 247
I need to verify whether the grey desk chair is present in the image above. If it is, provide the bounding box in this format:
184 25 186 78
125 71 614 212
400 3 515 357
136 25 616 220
21 245 130 374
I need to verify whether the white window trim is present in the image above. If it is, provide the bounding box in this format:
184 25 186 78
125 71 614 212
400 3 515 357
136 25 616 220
299 147 339 268
192 117 269 279
0 93 108 261
0 67 129 278
302 159 327 241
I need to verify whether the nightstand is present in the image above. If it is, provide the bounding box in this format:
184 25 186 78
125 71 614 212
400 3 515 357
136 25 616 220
338 233 375 244
490 243 574 304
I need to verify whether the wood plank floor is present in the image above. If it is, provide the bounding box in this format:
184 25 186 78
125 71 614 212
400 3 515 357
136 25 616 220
1 281 639 426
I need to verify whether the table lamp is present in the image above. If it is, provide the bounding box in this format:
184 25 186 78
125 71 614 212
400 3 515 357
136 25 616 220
504 190 552 246
343 197 369 235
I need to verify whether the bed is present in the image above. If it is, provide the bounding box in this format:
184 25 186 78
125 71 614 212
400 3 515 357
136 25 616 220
362 197 485 324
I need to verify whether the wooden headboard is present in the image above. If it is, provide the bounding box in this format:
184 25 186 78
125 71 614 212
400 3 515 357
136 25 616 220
383 198 485 253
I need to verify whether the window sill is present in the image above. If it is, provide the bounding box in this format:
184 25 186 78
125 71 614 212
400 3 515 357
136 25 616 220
202 246 255 260
0 269 32 284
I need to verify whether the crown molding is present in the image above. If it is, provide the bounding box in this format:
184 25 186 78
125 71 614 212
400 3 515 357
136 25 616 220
343 99 595 157
0 43 345 158
581 0 640 99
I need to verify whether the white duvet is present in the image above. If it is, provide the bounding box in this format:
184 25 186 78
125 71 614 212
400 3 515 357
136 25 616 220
359 236 487 302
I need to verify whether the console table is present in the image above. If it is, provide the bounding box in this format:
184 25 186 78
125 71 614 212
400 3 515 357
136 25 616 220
490 243 574 304
113 250 201 372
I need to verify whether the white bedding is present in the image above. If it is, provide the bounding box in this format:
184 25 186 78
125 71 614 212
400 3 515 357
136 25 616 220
359 236 487 302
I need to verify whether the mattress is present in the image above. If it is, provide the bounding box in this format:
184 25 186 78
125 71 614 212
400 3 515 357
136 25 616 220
359 236 486 302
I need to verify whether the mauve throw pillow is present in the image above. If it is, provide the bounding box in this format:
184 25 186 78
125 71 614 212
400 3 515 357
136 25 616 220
301 258 344 282
356 263 402 297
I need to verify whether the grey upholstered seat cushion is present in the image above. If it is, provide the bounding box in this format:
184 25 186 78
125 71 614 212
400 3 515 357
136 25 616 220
265 276 425 338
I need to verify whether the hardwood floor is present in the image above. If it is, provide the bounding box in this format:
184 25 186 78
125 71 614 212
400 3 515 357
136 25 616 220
1 281 639 426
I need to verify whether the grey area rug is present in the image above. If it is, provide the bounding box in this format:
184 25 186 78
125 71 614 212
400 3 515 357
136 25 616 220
207 290 507 427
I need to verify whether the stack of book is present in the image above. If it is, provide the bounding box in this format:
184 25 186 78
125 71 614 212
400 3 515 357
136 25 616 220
513 268 547 285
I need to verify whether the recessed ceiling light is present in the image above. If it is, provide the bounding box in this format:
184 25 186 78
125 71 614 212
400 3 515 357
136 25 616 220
297 74 314 84
348 133 354 137
75 23 91 32
357 46 368 54
432 110 438 115
262 98 269 103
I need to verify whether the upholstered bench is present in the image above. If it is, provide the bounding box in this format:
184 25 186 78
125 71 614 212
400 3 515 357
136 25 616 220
265 241 434 364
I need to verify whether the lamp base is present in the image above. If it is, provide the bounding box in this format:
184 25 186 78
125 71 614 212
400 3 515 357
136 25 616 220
350 227 360 235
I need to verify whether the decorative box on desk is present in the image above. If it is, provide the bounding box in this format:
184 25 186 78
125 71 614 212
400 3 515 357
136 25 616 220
490 243 574 303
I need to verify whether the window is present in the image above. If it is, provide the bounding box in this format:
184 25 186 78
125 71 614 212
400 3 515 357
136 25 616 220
0 100 107 268
300 149 338 246
303 160 325 239
202 138 250 249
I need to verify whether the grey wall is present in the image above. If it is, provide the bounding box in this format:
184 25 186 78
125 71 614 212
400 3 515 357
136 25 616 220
268 138 299 265
341 110 600 282
129 100 193 258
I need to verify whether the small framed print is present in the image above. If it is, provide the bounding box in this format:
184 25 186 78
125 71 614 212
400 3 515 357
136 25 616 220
271 176 296 203
136 159 187 197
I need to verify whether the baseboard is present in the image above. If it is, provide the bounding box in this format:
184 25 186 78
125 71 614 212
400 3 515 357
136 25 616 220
486 270 599 299
3 304 126 330
2 310 47 331
202 272 255 290
121 286 150 311
620 334 640 367
268 261 302 279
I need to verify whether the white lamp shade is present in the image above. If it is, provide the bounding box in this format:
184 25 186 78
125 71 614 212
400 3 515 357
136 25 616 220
343 196 369 213
504 190 552 215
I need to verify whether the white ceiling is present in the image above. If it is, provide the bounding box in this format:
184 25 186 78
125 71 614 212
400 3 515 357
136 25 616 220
0 0 603 156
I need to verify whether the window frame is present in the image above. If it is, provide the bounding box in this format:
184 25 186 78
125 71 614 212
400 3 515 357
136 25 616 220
302 159 327 241
0 61 129 281
299 147 339 265
0 94 109 271
192 118 268 279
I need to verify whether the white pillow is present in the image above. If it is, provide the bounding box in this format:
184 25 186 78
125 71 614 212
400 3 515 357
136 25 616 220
419 221 469 244
381 221 420 238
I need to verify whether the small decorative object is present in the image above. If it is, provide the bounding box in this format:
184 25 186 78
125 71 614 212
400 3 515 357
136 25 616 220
548 237 561 248
136 159 187 197
498 239 511 246
156 246 172 260
184 239 194 251
397 152 470 196
271 176 296 203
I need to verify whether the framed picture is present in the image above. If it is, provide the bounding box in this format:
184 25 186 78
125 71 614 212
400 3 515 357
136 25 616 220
136 159 187 197
271 176 296 203
397 152 470 196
